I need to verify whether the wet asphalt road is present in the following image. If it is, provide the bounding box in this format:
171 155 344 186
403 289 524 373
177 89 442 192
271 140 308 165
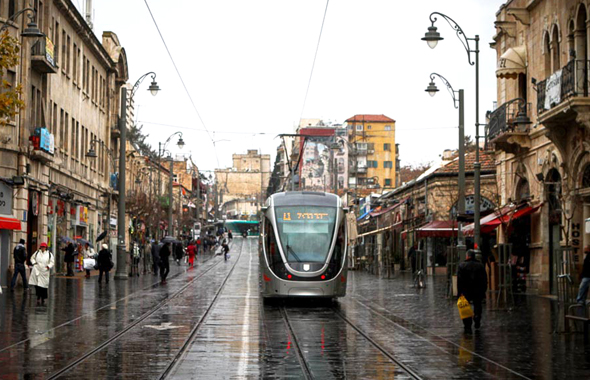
2 238 590 379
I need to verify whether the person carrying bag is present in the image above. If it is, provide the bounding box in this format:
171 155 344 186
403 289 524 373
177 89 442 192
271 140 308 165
29 242 54 306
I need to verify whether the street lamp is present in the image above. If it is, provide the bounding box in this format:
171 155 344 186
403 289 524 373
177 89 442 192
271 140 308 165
425 73 466 260
0 7 44 37
158 132 185 238
423 12 483 253
115 72 160 279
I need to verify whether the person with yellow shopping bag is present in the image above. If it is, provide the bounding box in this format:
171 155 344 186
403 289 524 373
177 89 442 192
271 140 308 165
457 249 487 333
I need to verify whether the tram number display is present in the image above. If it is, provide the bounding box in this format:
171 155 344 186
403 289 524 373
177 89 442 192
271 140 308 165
282 212 329 221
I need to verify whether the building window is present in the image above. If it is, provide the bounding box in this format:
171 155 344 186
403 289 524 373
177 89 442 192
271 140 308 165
384 161 393 168
385 179 392 187
356 124 363 131
367 125 372 130
368 160 378 168
384 125 391 131
384 143 391 151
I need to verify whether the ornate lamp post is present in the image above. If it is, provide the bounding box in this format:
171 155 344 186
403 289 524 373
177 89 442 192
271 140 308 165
114 72 160 279
158 132 185 237
425 73 467 260
423 12 482 253
0 7 44 37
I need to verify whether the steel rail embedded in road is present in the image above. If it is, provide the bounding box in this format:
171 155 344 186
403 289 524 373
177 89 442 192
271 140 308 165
158 239 246 379
280 306 314 380
333 309 425 380
46 244 238 380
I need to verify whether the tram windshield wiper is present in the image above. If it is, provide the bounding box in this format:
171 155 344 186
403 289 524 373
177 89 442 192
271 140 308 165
286 244 302 262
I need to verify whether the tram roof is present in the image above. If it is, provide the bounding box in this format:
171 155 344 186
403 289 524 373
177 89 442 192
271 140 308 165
271 191 339 207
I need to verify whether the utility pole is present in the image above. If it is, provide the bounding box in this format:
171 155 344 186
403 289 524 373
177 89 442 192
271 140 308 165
168 158 174 237
115 87 128 280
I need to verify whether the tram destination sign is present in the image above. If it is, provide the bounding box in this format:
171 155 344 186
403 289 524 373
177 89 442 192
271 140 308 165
281 212 329 221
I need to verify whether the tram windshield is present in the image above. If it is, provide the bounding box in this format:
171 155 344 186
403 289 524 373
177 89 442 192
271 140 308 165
275 206 337 263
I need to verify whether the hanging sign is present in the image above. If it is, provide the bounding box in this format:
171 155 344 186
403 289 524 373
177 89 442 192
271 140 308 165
0 182 13 215
544 69 562 110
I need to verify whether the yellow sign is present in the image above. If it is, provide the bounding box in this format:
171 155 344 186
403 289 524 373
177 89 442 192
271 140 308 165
45 37 55 66
282 212 329 221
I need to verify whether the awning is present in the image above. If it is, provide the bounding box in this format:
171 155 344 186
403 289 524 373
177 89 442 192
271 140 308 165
368 197 409 217
464 203 542 236
416 220 458 238
0 216 21 230
496 45 527 79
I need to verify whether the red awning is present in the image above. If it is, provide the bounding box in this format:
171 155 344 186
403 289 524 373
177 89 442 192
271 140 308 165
464 203 542 236
0 216 21 230
416 220 458 238
369 197 409 218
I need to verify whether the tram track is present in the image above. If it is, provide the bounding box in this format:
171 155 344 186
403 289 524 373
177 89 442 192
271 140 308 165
157 238 246 379
280 306 314 380
46 240 244 380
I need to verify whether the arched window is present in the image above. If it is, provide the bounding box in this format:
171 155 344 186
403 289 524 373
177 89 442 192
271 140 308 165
576 5 588 61
551 26 561 71
582 165 590 188
544 32 552 77
516 179 530 201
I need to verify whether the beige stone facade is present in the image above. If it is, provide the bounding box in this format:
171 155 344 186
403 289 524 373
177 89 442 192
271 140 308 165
0 1 130 281
490 0 590 294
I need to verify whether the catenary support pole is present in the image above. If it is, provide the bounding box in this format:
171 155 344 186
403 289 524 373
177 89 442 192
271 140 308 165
115 87 128 279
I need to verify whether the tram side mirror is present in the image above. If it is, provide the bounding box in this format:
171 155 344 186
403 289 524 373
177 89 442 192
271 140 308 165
261 206 268 212
343 207 350 213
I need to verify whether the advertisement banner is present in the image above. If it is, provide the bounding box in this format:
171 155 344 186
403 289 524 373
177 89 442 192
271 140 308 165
45 37 55 66
76 206 88 226
544 69 562 110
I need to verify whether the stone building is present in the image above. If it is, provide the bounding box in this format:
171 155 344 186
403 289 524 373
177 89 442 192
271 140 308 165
0 1 130 282
490 0 590 294
215 150 271 214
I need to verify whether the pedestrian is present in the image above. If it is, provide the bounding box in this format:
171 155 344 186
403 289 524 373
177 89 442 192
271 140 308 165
221 236 230 261
457 249 488 332
187 241 196 268
228 230 233 241
159 242 171 285
10 239 29 290
97 243 112 284
144 240 152 274
576 246 590 304
151 240 160 276
131 242 141 276
174 242 184 265
83 243 96 278
62 242 75 276
408 243 417 274
28 242 54 306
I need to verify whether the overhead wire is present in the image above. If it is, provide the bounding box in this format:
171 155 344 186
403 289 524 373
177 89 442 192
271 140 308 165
298 0 330 126
142 0 221 166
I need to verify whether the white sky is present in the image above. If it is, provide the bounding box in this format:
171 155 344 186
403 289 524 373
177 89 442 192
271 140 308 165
79 0 506 172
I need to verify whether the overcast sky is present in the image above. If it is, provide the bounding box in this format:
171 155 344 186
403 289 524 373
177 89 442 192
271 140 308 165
77 0 506 173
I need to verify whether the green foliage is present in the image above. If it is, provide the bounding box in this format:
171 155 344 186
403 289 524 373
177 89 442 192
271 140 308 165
128 124 157 158
0 31 23 126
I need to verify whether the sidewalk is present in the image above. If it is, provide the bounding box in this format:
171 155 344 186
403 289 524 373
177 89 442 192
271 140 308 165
347 270 590 379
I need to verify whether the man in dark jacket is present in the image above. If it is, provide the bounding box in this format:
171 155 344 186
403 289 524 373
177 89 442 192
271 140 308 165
151 240 160 276
457 249 488 332
10 239 28 290
97 243 112 284
576 246 590 304
62 242 75 276
159 242 171 285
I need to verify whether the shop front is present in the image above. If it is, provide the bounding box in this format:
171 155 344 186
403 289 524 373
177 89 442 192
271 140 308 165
0 181 22 287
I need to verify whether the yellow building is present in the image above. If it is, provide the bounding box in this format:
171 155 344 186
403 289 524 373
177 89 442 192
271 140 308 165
345 114 397 193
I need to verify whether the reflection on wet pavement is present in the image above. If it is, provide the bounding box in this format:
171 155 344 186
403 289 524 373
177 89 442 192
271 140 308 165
2 238 590 379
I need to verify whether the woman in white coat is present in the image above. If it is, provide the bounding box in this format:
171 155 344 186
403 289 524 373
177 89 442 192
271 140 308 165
29 242 55 306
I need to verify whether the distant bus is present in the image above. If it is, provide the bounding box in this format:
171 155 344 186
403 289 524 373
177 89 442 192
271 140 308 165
224 219 260 236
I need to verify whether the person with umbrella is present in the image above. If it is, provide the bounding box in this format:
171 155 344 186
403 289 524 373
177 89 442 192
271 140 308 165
62 242 75 276
159 241 172 285
29 242 54 306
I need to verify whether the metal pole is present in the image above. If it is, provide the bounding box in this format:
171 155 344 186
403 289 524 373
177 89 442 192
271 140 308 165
115 87 128 279
457 89 466 261
168 158 174 237
473 35 481 255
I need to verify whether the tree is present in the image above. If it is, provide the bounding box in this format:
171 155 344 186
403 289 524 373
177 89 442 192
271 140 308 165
128 124 156 158
398 162 431 184
0 31 24 125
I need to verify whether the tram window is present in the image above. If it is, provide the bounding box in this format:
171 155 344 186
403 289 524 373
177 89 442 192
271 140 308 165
275 206 336 263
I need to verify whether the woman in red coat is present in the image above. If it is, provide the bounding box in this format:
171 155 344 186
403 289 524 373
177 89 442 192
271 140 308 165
187 241 196 268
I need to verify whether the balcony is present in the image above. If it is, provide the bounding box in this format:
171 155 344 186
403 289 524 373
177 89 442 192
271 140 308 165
487 99 532 155
536 59 590 149
31 37 58 74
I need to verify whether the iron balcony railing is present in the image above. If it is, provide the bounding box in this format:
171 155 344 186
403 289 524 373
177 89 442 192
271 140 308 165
487 99 532 142
537 59 590 115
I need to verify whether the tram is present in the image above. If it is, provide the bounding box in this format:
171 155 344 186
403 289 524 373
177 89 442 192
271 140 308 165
259 191 348 298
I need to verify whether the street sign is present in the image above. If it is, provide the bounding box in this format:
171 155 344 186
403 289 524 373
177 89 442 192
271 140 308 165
0 182 13 215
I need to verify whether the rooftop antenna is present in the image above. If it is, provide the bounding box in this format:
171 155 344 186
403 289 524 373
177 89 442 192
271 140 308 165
85 0 94 29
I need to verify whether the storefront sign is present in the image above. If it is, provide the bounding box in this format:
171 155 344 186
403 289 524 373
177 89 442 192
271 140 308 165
544 69 562 110
45 36 55 66
451 195 495 216
0 182 13 215
572 222 581 263
75 206 88 226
